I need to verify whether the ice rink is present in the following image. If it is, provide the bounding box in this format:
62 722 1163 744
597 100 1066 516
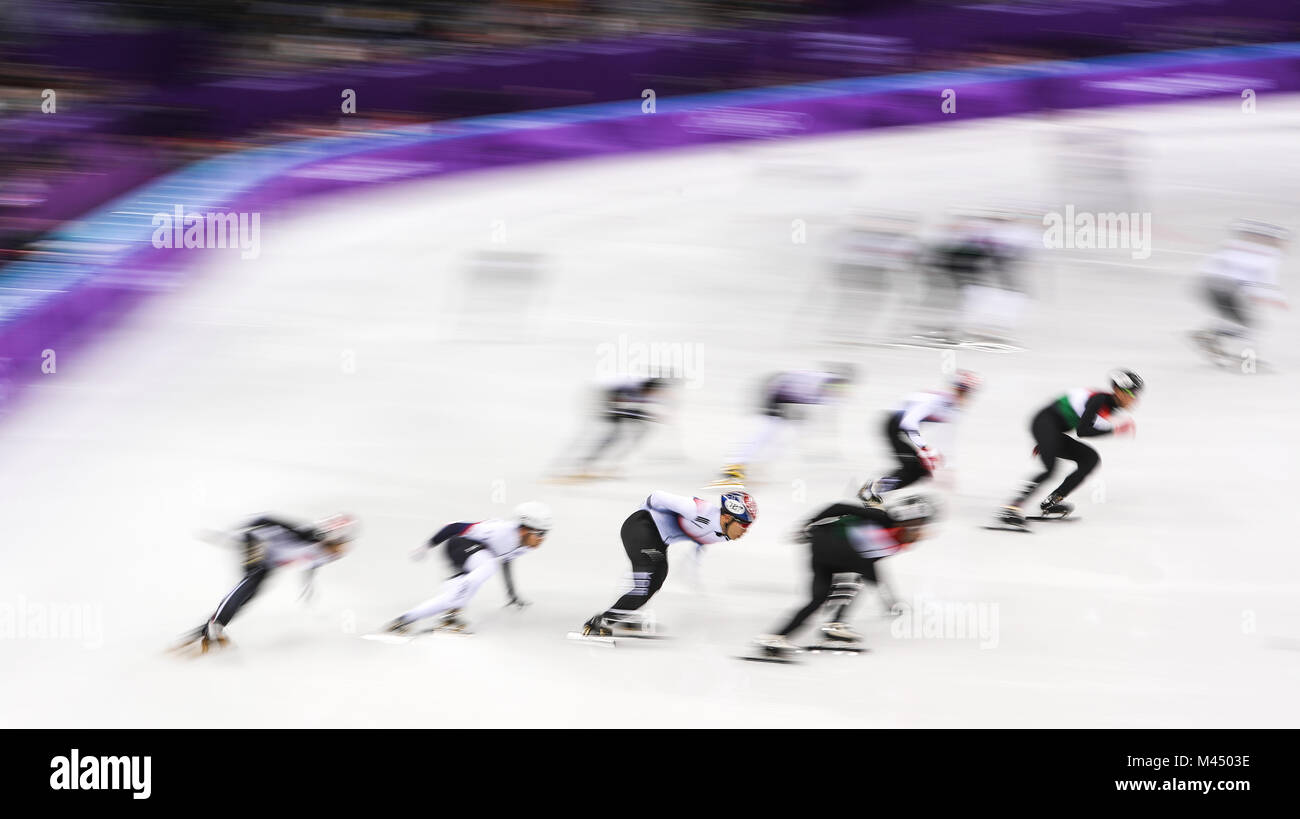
2 95 1298 728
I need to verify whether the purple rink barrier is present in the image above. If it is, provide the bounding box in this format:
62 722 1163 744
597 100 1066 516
2 41 1299 414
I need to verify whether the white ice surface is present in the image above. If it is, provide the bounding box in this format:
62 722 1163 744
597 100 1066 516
1 97 1298 727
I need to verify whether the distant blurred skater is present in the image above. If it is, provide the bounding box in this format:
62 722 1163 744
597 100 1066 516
558 375 673 480
1190 220 1289 367
991 370 1143 532
862 370 981 504
578 489 756 638
174 513 357 654
824 211 918 344
383 502 551 635
714 366 854 486
751 491 935 661
914 211 1033 348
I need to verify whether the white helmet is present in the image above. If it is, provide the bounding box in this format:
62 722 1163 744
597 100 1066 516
515 501 553 533
885 493 938 526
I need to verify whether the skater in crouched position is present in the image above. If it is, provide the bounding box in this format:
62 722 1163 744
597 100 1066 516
1190 219 1288 365
714 366 854 485
995 369 1143 530
567 375 674 478
178 513 358 653
580 489 757 637
754 491 936 659
384 502 552 635
863 369 981 504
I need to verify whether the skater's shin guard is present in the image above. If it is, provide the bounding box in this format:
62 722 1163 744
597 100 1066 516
826 573 864 622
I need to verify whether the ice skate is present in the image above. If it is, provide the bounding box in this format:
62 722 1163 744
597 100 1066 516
1035 493 1074 520
436 609 470 633
1189 330 1232 367
987 505 1030 532
819 621 863 644
741 634 799 663
709 464 747 488
201 633 231 654
383 617 413 635
580 614 613 638
858 479 885 507
172 621 230 655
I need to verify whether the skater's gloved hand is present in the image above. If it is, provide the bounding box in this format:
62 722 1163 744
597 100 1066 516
920 447 943 471
1113 416 1136 436
506 595 530 609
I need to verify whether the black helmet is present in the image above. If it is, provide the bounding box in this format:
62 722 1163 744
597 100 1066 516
1109 369 1144 395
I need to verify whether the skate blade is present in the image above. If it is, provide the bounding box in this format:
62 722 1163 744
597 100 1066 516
958 340 1024 354
1026 514 1079 522
166 637 232 658
610 628 667 640
362 632 416 644
737 653 799 664
566 632 616 646
363 627 472 644
982 523 1032 532
803 643 869 654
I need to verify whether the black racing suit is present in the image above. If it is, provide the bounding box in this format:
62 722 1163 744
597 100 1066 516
580 381 660 467
208 516 327 630
775 504 903 638
1011 391 1122 507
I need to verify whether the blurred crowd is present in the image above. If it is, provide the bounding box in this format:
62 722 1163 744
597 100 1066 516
1 0 1296 267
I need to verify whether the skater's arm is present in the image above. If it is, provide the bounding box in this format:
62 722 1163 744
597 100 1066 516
429 521 475 548
245 515 321 542
500 560 526 606
1077 394 1119 437
644 491 698 519
808 503 893 526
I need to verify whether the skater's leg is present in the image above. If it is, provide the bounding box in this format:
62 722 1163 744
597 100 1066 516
824 573 864 623
1210 278 1250 337
210 565 270 629
603 511 668 616
874 413 929 495
400 550 498 624
602 418 652 471
733 413 785 468
1049 437 1100 499
1009 411 1065 507
775 561 835 638
579 415 623 470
